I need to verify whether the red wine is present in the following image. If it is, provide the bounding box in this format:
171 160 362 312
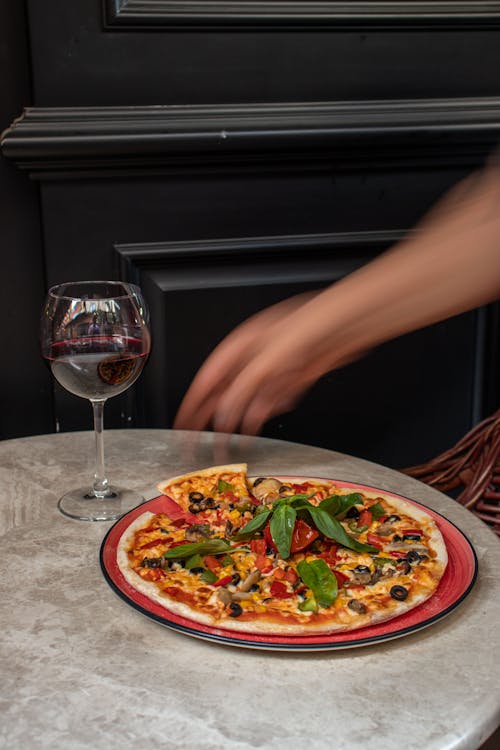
46 336 149 400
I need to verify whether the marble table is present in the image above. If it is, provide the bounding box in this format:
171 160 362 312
1 428 499 750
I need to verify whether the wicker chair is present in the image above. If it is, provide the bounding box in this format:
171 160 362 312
403 410 500 536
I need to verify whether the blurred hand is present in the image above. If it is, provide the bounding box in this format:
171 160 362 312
173 291 332 435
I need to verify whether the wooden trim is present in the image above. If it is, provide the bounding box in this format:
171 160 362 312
116 229 406 266
2 98 500 176
115 229 407 285
103 0 500 29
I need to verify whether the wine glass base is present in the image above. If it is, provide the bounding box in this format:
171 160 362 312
58 487 144 521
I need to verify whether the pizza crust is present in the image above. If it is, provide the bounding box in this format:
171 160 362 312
157 464 248 495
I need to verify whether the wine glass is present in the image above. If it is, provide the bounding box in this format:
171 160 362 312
40 280 151 521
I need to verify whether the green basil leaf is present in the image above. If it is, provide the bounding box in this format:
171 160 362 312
217 479 235 493
335 493 364 518
307 507 378 554
367 502 385 520
185 554 204 570
318 495 342 516
221 555 234 567
270 503 296 559
199 570 217 584
297 559 338 608
163 539 233 559
232 509 271 539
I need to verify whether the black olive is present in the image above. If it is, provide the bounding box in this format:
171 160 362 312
393 534 403 542
188 503 202 514
201 497 216 509
354 565 371 574
403 533 422 541
407 550 423 563
253 477 267 487
348 599 367 614
390 585 408 601
386 515 401 523
190 567 205 574
249 584 260 592
231 573 241 585
189 491 204 502
141 558 162 568
228 602 243 617
345 506 360 519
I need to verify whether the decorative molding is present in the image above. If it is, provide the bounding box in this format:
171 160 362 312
115 229 406 278
2 98 500 177
103 0 500 29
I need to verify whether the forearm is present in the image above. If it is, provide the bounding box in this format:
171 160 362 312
296 165 500 367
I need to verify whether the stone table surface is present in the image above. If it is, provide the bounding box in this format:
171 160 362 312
1 429 499 750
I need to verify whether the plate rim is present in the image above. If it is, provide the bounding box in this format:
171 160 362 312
100 475 478 651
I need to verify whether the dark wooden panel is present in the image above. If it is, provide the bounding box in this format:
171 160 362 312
0 0 52 440
26 0 500 106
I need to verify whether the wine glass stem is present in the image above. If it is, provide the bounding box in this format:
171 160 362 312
91 399 110 498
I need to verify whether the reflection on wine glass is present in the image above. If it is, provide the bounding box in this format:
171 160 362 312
40 280 151 521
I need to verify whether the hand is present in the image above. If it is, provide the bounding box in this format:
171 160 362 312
173 291 333 435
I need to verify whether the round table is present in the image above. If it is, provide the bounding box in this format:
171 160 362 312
1 429 499 750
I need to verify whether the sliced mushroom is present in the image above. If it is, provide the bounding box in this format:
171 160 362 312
217 588 232 605
239 569 262 592
348 599 367 614
184 524 211 542
251 477 282 501
375 522 396 536
349 565 372 585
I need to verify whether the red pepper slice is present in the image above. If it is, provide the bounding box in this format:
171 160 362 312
333 569 349 586
366 532 385 549
254 554 273 573
284 568 298 584
168 539 194 549
389 550 408 559
292 482 313 493
141 568 166 581
139 537 173 549
250 539 267 556
270 580 292 599
264 519 319 554
358 509 373 528
139 525 160 535
402 529 423 536
204 555 222 573
214 575 233 587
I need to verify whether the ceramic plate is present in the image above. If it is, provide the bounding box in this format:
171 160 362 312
100 478 478 651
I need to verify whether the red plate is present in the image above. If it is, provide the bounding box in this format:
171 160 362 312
100 478 478 651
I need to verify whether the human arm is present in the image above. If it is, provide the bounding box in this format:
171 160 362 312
174 162 500 435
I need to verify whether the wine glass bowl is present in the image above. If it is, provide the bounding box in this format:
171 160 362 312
41 281 151 521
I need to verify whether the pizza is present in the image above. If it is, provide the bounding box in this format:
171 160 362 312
116 463 448 635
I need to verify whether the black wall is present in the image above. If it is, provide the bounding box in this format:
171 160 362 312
1 0 499 468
